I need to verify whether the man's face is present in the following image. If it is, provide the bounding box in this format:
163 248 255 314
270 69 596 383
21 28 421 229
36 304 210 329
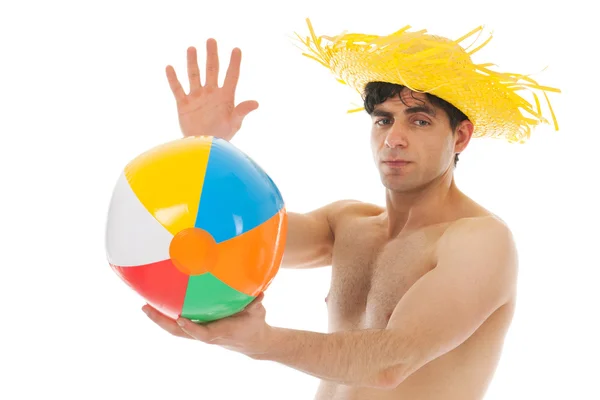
370 88 469 192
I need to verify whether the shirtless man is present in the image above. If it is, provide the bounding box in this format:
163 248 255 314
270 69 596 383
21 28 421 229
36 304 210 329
142 27 556 398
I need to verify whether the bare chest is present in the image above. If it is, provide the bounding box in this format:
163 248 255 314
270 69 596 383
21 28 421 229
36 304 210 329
326 225 442 331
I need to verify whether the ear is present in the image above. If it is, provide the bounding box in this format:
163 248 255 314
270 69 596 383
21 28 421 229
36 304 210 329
454 119 474 154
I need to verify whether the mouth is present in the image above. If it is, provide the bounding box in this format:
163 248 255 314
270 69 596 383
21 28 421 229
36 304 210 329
382 160 411 167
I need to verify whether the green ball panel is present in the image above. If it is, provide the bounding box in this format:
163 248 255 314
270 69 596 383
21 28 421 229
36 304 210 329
181 273 255 323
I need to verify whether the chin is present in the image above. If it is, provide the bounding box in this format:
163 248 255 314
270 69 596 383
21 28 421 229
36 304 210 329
381 176 414 192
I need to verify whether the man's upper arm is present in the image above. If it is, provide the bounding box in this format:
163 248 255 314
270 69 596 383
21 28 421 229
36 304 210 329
385 217 519 379
280 200 360 269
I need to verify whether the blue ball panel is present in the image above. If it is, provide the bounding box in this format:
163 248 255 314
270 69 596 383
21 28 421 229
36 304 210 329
194 138 284 243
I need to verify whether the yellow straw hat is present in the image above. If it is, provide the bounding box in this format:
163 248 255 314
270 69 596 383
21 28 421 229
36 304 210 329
294 18 560 144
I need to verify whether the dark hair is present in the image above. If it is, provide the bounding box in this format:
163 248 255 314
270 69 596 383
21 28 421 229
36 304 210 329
363 82 469 167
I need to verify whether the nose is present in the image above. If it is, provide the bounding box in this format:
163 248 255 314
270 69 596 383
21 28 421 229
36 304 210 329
384 125 408 148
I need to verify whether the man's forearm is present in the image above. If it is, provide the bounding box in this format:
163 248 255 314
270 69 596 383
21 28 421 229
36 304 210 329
253 327 411 388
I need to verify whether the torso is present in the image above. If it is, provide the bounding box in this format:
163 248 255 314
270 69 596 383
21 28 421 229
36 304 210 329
314 201 516 400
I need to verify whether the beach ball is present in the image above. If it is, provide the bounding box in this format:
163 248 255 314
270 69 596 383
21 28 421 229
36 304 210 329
105 136 287 323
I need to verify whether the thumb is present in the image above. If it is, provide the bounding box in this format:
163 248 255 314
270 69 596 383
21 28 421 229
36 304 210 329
234 100 259 121
245 292 265 310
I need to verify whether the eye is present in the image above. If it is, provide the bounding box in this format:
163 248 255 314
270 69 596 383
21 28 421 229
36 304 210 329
414 120 430 127
375 118 392 126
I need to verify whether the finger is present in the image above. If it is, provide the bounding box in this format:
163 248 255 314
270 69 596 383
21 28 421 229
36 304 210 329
233 100 259 122
236 292 265 315
187 46 202 91
177 317 215 342
223 47 242 94
205 38 219 88
165 65 186 103
183 311 247 342
249 291 265 306
142 305 193 339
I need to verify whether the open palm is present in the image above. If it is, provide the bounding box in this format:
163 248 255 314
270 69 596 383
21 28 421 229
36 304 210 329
166 39 259 141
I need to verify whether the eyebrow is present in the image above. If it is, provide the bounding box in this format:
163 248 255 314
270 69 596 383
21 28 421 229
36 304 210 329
372 105 437 118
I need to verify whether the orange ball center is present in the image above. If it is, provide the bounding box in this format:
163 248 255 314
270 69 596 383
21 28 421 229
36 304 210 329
169 228 217 276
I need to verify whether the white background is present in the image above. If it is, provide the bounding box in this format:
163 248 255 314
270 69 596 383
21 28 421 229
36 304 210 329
1 0 598 399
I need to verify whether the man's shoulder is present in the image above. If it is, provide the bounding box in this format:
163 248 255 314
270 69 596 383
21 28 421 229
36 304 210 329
442 215 514 247
438 216 518 277
320 199 383 230
437 215 519 303
326 199 383 218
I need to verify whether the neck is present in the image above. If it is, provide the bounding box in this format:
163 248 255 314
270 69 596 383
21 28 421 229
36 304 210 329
384 168 461 236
